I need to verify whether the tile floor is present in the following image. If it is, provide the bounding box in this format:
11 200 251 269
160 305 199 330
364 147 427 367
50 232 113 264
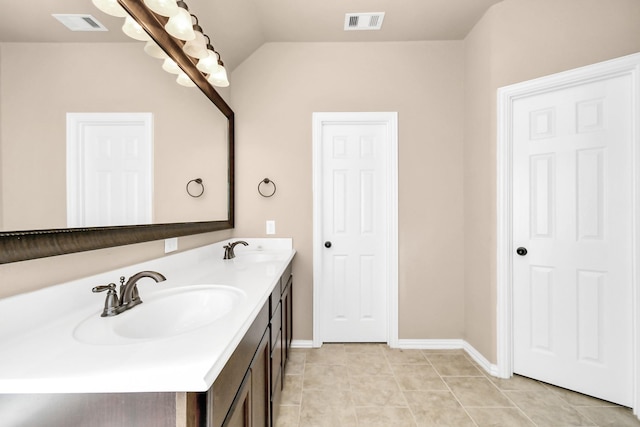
275 344 640 427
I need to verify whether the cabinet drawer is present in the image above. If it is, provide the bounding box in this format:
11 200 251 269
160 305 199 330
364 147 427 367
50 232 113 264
282 279 292 368
270 282 281 318
280 263 292 294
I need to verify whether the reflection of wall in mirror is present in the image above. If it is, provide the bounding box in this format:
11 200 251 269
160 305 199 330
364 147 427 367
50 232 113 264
0 42 228 231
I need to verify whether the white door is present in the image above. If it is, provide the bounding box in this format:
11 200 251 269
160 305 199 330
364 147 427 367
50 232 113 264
512 74 633 405
67 113 153 228
315 113 397 343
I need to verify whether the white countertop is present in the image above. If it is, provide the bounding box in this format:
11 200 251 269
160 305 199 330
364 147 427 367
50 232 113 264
0 238 295 393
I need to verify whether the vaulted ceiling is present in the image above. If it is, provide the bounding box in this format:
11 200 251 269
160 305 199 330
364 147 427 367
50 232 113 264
0 0 502 70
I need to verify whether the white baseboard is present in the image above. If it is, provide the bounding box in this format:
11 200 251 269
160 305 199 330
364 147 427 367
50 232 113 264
295 338 498 376
461 341 500 377
397 339 499 377
291 339 314 348
397 339 465 350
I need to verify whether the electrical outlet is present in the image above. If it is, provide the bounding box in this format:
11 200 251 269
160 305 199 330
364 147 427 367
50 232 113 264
164 237 178 253
266 220 276 235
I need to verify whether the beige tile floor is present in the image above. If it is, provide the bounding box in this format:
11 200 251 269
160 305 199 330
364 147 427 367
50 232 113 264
275 344 640 427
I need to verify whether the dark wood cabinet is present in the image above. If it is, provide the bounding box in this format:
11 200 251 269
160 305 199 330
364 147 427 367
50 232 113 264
223 370 252 427
0 392 203 427
222 328 270 427
212 260 293 427
282 276 293 371
251 330 271 427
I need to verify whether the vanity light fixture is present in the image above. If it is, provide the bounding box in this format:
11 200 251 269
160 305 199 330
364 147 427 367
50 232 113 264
91 0 127 17
122 15 152 41
142 0 179 17
182 16 208 59
92 0 230 88
164 1 195 41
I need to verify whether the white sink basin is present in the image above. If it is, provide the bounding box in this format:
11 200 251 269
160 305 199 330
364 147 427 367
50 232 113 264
233 251 289 263
74 285 246 345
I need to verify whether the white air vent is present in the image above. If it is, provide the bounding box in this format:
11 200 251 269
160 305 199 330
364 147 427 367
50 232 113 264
52 14 108 32
344 12 385 31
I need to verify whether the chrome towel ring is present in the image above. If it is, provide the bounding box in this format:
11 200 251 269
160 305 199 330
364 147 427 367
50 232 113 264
186 178 205 198
258 178 276 197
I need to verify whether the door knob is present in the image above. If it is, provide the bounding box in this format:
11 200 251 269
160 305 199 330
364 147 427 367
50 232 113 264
324 241 332 248
516 247 528 256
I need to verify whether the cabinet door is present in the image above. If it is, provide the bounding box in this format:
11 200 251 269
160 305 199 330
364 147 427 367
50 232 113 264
251 329 271 427
282 276 293 368
223 371 251 427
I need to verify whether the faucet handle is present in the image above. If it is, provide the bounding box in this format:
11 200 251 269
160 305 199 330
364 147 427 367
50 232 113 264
92 283 116 293
92 283 120 317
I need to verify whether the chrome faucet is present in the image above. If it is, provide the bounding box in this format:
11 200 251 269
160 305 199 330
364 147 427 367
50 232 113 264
223 241 248 259
92 270 166 317
120 270 166 310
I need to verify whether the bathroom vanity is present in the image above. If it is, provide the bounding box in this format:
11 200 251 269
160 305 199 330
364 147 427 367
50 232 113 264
0 239 294 427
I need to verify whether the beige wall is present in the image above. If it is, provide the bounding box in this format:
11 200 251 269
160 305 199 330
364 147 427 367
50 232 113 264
231 41 466 342
463 0 640 362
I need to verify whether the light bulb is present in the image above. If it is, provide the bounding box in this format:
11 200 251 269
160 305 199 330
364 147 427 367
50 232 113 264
182 24 208 59
122 16 151 41
91 0 127 17
196 49 221 74
162 58 181 74
207 63 229 87
177 72 196 87
144 40 168 59
165 2 195 41
143 0 179 17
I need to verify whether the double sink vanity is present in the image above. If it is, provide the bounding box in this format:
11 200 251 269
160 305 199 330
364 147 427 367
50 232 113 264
0 238 295 427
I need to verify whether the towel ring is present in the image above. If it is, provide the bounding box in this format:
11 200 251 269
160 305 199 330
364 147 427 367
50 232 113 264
258 178 276 197
186 178 205 198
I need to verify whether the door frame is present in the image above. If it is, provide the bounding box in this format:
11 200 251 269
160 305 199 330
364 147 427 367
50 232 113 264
311 112 399 348
496 53 640 413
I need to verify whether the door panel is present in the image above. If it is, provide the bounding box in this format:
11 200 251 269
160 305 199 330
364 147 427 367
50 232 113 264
513 74 633 405
320 122 388 342
67 113 153 228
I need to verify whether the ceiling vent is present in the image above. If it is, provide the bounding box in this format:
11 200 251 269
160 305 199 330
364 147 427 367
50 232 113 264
344 12 385 31
52 14 108 32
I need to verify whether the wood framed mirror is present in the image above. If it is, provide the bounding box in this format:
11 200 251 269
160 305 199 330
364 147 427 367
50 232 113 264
0 0 234 264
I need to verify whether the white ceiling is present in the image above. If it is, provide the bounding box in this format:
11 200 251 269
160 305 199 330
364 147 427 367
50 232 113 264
0 0 502 70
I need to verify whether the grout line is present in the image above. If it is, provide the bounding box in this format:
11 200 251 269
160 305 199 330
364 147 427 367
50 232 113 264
481 377 539 426
291 350 307 427
382 348 417 426
438 371 481 427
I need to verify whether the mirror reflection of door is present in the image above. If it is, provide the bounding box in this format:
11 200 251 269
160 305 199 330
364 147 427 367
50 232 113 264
66 113 153 228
